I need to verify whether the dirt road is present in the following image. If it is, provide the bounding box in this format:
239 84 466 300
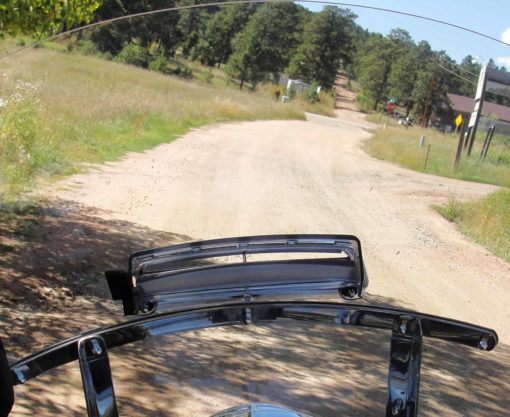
9 112 509 417
55 113 508 340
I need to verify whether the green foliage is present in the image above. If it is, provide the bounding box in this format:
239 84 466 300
170 66 193 79
194 4 256 67
356 94 374 113
352 29 463 124
227 3 306 88
287 83 297 99
91 0 182 56
177 4 217 58
365 123 510 187
435 195 464 222
388 49 418 113
0 82 65 194
0 46 304 198
411 52 453 125
0 0 101 37
148 54 169 73
304 83 320 103
287 6 356 88
355 34 395 110
436 191 510 262
456 55 480 97
116 42 150 68
205 68 214 83
76 39 99 55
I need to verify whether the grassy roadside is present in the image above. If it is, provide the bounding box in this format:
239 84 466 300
364 116 509 262
0 44 306 200
434 190 510 262
364 120 510 187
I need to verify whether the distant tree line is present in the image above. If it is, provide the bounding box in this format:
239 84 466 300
84 0 509 120
86 0 356 91
350 28 509 125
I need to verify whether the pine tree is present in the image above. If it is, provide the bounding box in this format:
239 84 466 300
227 3 304 88
287 6 356 89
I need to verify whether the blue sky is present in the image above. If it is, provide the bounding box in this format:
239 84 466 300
299 0 510 66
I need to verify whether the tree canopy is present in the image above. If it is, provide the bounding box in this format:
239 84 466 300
0 0 101 37
287 6 356 89
227 3 306 88
13 0 503 119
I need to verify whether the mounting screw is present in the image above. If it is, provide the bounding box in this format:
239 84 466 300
392 398 404 415
14 368 26 384
399 321 408 334
244 307 253 324
242 293 254 302
479 336 489 351
90 339 102 356
340 287 357 299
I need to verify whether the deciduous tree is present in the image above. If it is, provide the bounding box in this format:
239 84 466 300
0 0 101 37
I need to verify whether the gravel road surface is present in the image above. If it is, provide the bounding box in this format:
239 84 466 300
18 112 507 417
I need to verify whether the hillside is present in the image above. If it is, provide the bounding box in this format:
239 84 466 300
0 45 304 199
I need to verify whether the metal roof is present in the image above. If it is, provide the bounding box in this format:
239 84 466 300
447 93 510 122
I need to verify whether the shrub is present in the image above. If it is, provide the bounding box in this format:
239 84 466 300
148 54 169 73
0 82 61 194
77 39 99 56
171 67 192 80
116 43 150 68
205 68 214 84
305 82 320 103
287 83 297 99
436 196 463 222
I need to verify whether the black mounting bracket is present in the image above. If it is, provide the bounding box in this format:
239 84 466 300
78 335 119 417
386 315 423 417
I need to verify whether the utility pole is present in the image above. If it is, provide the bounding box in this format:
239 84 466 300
421 53 441 128
453 118 467 171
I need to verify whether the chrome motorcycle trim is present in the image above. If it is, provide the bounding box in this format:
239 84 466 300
10 302 498 387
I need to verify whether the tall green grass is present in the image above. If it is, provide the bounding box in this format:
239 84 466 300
435 190 510 262
364 121 510 187
0 45 305 199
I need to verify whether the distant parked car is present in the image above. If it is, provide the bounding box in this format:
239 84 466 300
398 116 413 126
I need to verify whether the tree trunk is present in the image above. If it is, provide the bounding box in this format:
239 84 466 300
373 97 380 111
424 107 432 127
405 104 412 118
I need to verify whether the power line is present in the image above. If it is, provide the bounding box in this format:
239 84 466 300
439 57 479 78
1 0 510 61
438 63 510 101
438 63 478 85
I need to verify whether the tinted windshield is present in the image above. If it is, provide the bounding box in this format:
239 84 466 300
0 1 509 417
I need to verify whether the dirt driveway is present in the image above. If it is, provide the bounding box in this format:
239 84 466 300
6 112 510 416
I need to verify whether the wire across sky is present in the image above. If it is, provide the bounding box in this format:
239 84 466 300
1 0 509 61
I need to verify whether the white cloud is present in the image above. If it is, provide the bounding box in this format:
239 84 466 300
496 56 510 68
502 27 510 44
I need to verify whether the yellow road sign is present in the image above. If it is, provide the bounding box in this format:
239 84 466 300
455 114 463 127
